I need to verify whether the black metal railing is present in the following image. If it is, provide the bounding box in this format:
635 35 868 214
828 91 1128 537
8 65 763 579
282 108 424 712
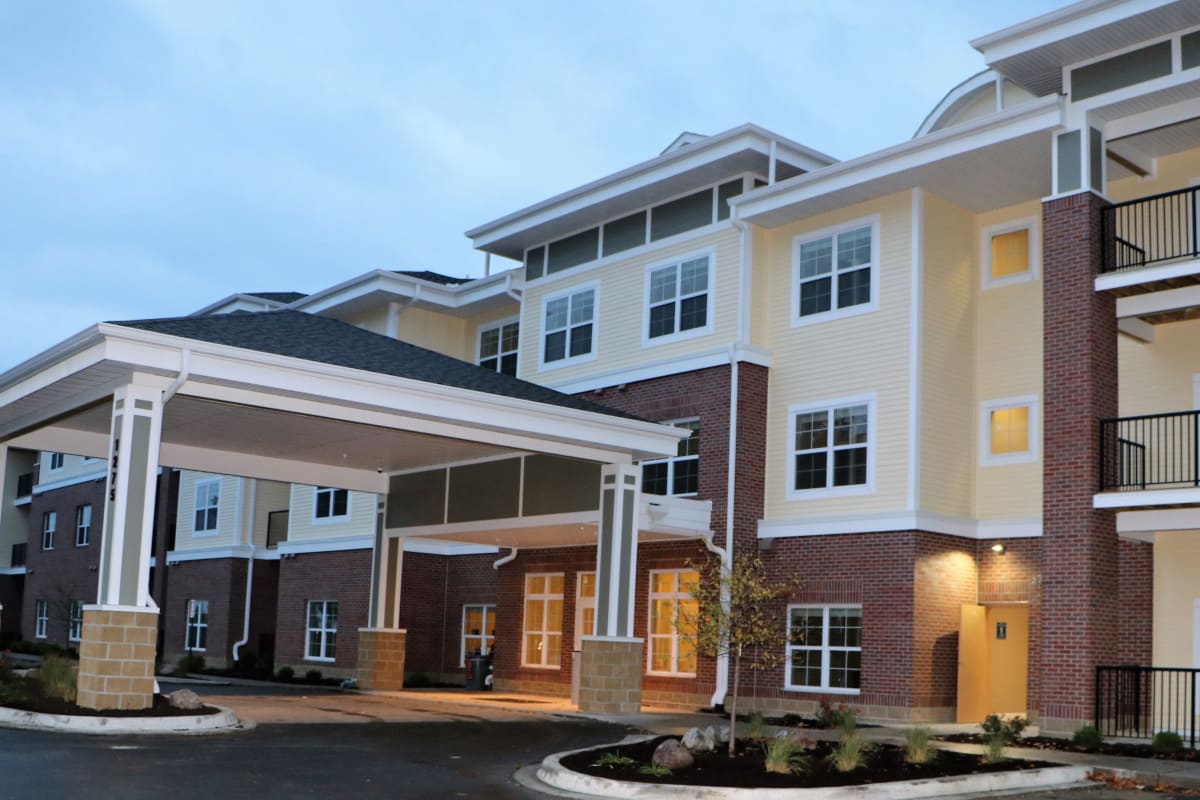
266 509 289 549
1100 410 1199 491
1096 666 1198 747
10 542 25 568
1101 185 1200 273
15 472 32 499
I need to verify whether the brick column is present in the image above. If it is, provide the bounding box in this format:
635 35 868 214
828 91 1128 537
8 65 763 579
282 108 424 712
1039 190 1119 734
76 608 158 710
577 636 643 713
356 628 407 690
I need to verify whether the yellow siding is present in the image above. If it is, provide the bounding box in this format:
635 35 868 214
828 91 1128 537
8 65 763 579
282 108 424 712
1120 317 1200 416
749 226 772 350
920 193 975 518
761 191 912 520
343 306 391 336
394 307 471 360
38 453 105 485
286 485 376 542
1153 530 1200 668
974 200 1043 521
518 226 741 386
250 480 292 548
1108 147 1200 203
173 471 242 550
467 305 522 366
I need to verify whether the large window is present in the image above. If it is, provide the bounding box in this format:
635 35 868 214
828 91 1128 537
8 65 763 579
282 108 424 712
186 599 209 651
41 511 56 550
642 419 700 496
542 286 595 366
75 504 92 547
648 570 699 676
574 572 596 651
478 319 519 376
461 604 496 665
314 487 349 520
306 600 339 661
69 600 84 642
789 398 873 497
980 396 1038 466
786 605 862 693
34 599 48 639
645 253 711 342
982 218 1037 289
194 478 221 533
792 219 877 324
521 573 563 668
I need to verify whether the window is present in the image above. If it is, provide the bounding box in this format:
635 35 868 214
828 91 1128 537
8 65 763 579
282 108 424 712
648 570 699 676
75 504 92 547
306 600 338 661
642 419 700 496
786 605 862 692
462 604 496 665
980 396 1039 466
574 572 596 652
314 487 349 520
47 452 65 472
542 286 595 366
789 397 873 497
186 599 209 651
194 478 220 533
34 599 48 639
646 254 711 343
41 511 56 550
982 218 1038 288
521 573 563 668
69 600 84 642
478 319 519 376
792 219 878 325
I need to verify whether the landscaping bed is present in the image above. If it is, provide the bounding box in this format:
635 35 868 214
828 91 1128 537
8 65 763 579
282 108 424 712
2 683 221 718
937 732 1200 762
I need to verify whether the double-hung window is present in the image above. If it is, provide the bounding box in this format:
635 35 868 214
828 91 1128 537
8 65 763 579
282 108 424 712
648 570 699 676
645 253 711 342
69 600 84 642
478 320 519 376
194 478 220 533
314 487 349 520
542 286 595 366
521 573 563 668
462 604 496 664
34 599 48 639
789 398 873 497
786 605 862 693
793 219 878 324
41 511 56 550
306 600 338 661
75 504 91 547
186 599 209 651
642 419 700 496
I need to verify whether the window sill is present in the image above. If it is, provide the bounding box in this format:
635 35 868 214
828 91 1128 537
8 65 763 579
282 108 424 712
646 671 698 679
537 352 597 373
783 686 861 696
642 324 713 350
791 302 878 329
304 656 336 663
519 664 561 670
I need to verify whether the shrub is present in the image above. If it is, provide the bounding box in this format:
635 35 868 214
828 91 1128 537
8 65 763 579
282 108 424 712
982 735 1007 764
829 730 871 773
980 714 1027 744
404 672 430 688
745 710 766 742
175 654 206 676
276 665 295 682
304 669 323 684
1153 731 1184 755
904 726 936 765
763 735 811 775
0 679 28 705
815 700 858 730
637 764 672 777
593 752 637 768
1072 724 1104 752
36 655 76 703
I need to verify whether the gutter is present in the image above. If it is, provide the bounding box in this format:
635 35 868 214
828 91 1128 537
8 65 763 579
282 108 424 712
232 478 258 664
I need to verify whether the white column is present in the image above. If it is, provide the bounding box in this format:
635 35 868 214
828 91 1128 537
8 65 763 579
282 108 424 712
368 496 404 629
594 463 640 638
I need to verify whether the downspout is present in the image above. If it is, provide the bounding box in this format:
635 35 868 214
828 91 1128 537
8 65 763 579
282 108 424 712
387 287 421 339
146 348 191 616
232 479 257 664
493 547 518 570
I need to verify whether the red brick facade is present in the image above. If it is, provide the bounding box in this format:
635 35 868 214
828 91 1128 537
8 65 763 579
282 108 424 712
276 549 372 679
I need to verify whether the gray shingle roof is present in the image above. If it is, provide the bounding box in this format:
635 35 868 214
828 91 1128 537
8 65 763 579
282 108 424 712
245 291 307 303
393 270 471 285
110 310 638 420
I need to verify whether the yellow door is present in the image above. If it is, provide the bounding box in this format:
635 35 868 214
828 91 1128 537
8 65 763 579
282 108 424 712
987 605 1028 716
957 604 989 723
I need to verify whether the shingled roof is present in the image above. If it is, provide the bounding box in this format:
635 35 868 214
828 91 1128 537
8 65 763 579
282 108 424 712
392 270 471 285
245 291 308 303
110 310 638 420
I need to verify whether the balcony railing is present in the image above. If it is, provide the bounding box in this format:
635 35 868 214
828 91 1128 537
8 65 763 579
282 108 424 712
1096 666 1198 747
1100 410 1198 491
10 542 25 568
1101 185 1200 273
15 472 32 499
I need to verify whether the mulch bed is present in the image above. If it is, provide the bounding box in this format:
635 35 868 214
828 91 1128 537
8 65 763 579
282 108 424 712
561 736 1055 788
2 680 221 718
937 733 1200 762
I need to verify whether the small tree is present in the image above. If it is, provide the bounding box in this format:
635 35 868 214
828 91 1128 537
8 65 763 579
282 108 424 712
682 553 800 756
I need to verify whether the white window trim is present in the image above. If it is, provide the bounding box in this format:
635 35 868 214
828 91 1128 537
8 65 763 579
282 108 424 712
311 486 351 524
641 248 716 348
521 572 564 669
786 394 877 501
790 215 881 328
980 395 1040 466
305 599 338 662
68 600 84 643
46 452 65 473
34 599 48 639
646 569 698 678
185 599 209 652
537 282 599 372
75 504 91 548
574 571 596 653
476 316 520 375
193 477 221 536
41 511 56 551
981 216 1039 290
784 604 863 695
640 418 700 497
460 603 496 667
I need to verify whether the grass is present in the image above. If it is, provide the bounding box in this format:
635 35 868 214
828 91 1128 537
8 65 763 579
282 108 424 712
981 735 1008 764
594 752 637 768
36 655 76 703
763 736 811 775
903 726 936 765
638 764 673 777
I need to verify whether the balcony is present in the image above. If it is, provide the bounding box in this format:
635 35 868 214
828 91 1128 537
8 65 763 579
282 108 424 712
10 542 25 568
1096 410 1200 509
14 472 32 505
1099 186 1200 311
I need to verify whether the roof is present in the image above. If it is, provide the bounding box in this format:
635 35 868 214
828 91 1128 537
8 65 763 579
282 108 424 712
108 310 639 421
392 270 471 286
246 291 308 303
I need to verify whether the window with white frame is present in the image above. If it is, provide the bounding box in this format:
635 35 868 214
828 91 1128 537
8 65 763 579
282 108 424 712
75 504 91 547
69 600 84 642
789 399 873 496
34 599 48 639
461 604 496 665
186 599 209 651
793 220 877 324
314 486 349 520
786 605 862 692
574 572 596 652
306 600 338 661
542 286 595 366
47 452 65 472
478 320 519 376
642 419 700 496
41 511 56 550
646 254 711 342
521 573 564 668
193 478 220 533
648 570 699 676
980 396 1039 466
982 218 1037 289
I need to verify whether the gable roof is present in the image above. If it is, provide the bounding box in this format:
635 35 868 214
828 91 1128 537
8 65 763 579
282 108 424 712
109 310 638 421
393 270 472 286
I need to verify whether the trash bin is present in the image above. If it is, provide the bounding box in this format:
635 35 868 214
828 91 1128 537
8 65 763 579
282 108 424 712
465 653 491 691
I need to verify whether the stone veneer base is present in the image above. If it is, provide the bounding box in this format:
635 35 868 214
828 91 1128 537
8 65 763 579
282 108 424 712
577 637 643 714
356 628 407 691
76 607 159 711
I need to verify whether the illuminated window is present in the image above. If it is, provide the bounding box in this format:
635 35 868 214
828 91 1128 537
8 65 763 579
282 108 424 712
648 570 699 676
981 396 1039 465
982 219 1038 288
521 573 563 668
462 604 495 665
574 572 596 651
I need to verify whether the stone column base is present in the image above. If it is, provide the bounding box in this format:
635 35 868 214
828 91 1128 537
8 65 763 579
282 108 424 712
578 636 643 713
76 607 159 711
357 628 407 690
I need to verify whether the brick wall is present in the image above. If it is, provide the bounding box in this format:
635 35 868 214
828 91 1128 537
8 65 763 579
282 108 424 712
396 551 447 677
440 552 500 678
1117 538 1153 666
161 558 240 669
276 549 371 679
976 538 1043 713
912 534 977 713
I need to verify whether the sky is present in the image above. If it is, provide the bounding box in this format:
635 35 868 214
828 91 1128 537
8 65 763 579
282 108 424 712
0 0 1066 372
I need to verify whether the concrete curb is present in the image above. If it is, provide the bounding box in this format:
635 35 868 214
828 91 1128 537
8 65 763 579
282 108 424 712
0 703 250 735
534 737 1094 800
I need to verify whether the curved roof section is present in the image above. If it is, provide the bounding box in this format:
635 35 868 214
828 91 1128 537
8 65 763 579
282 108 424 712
914 70 1037 139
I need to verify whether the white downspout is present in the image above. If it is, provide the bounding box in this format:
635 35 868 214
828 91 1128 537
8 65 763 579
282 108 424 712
162 349 191 404
493 547 518 570
387 287 421 339
232 478 257 664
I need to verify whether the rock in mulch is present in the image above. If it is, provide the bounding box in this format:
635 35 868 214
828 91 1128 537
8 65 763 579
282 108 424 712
652 738 695 770
165 689 203 711
682 726 715 753
715 725 730 744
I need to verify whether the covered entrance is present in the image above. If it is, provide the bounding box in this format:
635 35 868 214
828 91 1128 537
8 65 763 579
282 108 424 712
956 603 1029 723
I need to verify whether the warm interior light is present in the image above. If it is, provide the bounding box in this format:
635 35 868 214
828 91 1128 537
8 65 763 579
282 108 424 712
991 543 1006 554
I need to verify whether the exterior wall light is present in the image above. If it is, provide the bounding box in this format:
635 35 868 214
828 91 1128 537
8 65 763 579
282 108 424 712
991 543 1006 554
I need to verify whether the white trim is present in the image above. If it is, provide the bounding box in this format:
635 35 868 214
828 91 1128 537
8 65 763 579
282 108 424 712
311 486 352 525
192 477 221 535
641 249 716 349
544 343 772 395
980 395 1040 466
1098 257 1200 293
914 70 999 138
646 568 698 678
784 604 862 695
276 535 374 555
757 511 1043 540
790 216 881 328
981 217 1040 290
0 567 27 576
1116 283 1200 320
1095 487 1200 509
574 571 596 653
400 539 501 556
908 189 923 512
786 394 876 501
31 468 107 495
1193 599 1200 671
1116 507 1200 534
476 315 520 374
521 572 565 670
305 599 339 662
165 545 267 563
537 281 599 372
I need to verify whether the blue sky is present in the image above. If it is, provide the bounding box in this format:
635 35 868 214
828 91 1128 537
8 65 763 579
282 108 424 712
0 1 1064 372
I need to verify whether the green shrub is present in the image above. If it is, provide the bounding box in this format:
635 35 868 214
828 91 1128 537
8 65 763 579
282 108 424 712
763 736 811 775
1153 731 1184 755
304 669 323 684
829 729 871 773
904 726 936 765
745 710 766 742
1072 724 1104 752
0 680 28 705
36 655 76 703
593 752 637 768
982 735 1007 764
815 700 858 730
276 665 295 682
980 714 1027 744
637 764 672 777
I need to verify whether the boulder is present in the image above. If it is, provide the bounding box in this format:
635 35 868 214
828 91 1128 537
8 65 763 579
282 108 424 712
165 689 203 711
651 738 694 770
681 726 715 753
716 725 731 744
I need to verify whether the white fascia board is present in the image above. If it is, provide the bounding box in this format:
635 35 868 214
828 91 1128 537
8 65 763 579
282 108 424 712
1099 258 1200 292
0 567 27 576
165 545 258 563
1116 283 1200 318
276 535 374 555
1117 317 1156 342
1117 507 1200 533
159 443 388 494
969 0 1166 62
30 468 107 495
0 329 109 407
545 343 772 395
732 96 1063 226
289 269 518 317
757 511 1042 540
1095 487 1200 508
913 70 997 138
190 294 289 317
398 539 501 556
1107 96 1200 140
